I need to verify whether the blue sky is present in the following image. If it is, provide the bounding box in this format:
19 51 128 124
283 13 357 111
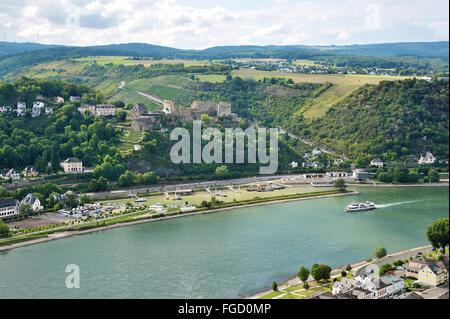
0 0 448 48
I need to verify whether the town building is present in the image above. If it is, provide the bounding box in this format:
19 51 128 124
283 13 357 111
53 191 80 208
22 166 39 178
60 157 83 173
31 101 45 118
131 112 161 131
370 158 384 167
45 107 53 115
162 100 239 123
78 104 96 115
326 172 349 178
405 256 434 279
353 169 369 181
17 102 26 116
333 158 344 166
0 105 12 114
53 96 65 103
332 274 404 299
69 96 81 103
0 168 20 181
417 261 448 286
21 193 43 212
0 198 19 219
312 147 322 156
290 161 298 169
95 104 116 116
130 103 149 119
418 152 436 165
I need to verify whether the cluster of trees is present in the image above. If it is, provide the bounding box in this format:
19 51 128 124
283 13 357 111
236 78 448 163
375 166 440 183
118 170 158 188
0 78 122 172
297 264 332 289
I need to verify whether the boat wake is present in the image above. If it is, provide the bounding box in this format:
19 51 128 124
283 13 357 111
375 200 416 208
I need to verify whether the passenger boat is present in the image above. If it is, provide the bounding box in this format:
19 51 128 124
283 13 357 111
134 198 146 203
344 201 376 212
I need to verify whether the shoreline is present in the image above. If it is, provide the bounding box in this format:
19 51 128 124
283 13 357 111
245 244 433 299
0 191 358 252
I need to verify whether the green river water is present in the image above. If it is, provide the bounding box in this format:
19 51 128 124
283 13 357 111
0 186 448 298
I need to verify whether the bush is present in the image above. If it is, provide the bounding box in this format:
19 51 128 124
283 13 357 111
346 264 352 271
272 281 278 291
373 246 387 258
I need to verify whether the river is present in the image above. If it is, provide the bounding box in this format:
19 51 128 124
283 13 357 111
0 186 448 298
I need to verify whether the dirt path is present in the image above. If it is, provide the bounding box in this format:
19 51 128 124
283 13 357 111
137 91 164 105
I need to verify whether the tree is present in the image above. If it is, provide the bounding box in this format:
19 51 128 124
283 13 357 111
297 266 310 285
0 219 10 237
311 264 332 282
428 169 440 183
393 167 409 183
80 194 92 204
373 246 387 258
377 172 392 183
346 264 352 272
272 281 278 291
341 270 347 277
19 203 33 217
118 170 137 187
334 178 347 191
426 218 449 253
215 165 229 179
65 193 79 208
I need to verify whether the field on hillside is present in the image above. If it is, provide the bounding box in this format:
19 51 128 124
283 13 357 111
72 56 212 67
108 89 162 109
232 69 411 118
232 69 410 84
293 59 319 66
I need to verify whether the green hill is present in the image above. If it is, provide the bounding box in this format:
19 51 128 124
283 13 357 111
270 79 449 161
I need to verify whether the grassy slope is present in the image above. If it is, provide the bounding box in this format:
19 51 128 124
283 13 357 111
232 69 411 118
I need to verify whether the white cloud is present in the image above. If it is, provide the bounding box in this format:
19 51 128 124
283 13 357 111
0 0 447 48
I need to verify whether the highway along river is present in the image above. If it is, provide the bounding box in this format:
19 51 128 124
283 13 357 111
0 186 448 298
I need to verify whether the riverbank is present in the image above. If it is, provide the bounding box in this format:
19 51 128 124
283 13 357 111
348 182 448 187
0 190 358 252
246 244 433 299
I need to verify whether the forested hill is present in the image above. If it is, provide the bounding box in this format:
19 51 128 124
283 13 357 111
295 79 449 161
0 41 448 78
0 42 61 56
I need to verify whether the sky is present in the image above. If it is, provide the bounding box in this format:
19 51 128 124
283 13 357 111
0 0 448 49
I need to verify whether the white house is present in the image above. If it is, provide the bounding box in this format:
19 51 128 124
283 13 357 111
353 169 369 181
95 104 116 116
312 147 322 156
31 101 44 118
332 275 404 299
70 96 81 103
0 198 19 219
21 193 43 212
370 158 384 167
290 161 298 169
60 157 83 173
17 102 26 116
0 168 20 181
418 152 436 165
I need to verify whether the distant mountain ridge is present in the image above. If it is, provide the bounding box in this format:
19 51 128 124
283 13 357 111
0 41 447 78
0 41 62 56
0 41 448 58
